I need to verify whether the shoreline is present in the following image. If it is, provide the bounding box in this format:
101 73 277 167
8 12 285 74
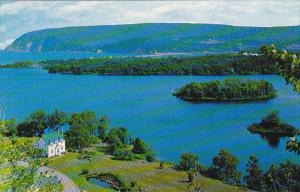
176 95 277 103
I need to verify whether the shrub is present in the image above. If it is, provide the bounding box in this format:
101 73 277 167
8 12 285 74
177 153 199 171
81 169 89 175
113 150 134 161
188 171 194 182
146 153 155 162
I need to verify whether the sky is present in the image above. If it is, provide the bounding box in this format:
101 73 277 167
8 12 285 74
0 0 299 50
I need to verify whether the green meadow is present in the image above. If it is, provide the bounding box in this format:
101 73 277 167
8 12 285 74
49 152 246 192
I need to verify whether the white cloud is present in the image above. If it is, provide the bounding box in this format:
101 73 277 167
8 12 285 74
1 2 26 15
0 38 14 50
0 26 6 32
1 1 56 15
2 1 299 26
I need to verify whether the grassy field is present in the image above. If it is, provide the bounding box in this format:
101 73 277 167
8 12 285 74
49 152 247 192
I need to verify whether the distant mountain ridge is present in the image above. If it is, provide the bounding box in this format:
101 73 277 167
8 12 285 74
6 23 300 54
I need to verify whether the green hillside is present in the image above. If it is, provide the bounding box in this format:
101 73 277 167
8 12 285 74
6 23 300 54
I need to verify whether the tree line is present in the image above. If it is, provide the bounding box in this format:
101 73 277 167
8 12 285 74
176 149 300 192
1 110 155 162
0 60 35 68
44 54 277 75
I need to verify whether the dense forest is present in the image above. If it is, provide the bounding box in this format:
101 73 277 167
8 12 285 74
43 54 277 75
2 45 298 79
173 79 277 102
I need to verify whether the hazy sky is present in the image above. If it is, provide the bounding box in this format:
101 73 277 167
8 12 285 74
0 0 299 49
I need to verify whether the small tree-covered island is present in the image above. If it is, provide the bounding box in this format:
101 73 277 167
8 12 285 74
248 111 300 147
248 111 299 137
174 79 277 102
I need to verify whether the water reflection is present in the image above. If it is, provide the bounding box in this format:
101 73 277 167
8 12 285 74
260 134 281 148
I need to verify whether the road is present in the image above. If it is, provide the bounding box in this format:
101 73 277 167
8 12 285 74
17 160 81 192
38 166 81 192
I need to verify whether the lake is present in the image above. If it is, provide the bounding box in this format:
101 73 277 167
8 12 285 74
0 52 299 173
0 51 207 65
0 51 139 65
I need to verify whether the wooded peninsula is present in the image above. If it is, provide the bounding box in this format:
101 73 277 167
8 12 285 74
1 54 277 76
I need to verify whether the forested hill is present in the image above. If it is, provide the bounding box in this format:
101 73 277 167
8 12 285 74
6 23 300 53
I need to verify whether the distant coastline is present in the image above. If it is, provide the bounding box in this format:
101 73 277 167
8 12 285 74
6 23 300 53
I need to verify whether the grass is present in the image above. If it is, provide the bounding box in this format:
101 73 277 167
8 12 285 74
0 167 11 175
49 152 247 192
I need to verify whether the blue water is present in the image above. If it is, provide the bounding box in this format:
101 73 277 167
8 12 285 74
0 52 299 173
88 178 113 190
0 51 139 65
0 51 210 65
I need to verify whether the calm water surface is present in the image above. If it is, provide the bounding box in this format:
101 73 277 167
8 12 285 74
0 51 206 65
0 51 139 65
88 178 114 190
0 52 299 173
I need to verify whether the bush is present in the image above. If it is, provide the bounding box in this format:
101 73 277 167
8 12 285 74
188 171 194 182
146 153 155 162
81 169 89 175
78 150 96 161
177 153 199 171
197 163 208 174
89 136 100 144
132 138 147 154
113 150 134 161
159 162 164 169
92 173 138 191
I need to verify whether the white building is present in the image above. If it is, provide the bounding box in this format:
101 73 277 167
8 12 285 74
242 52 260 56
35 132 66 157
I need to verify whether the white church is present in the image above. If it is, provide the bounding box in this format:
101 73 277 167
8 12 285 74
35 132 66 157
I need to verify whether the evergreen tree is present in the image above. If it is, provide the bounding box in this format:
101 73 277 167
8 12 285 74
132 138 147 154
47 110 68 131
98 115 110 139
244 156 266 191
208 149 241 184
66 111 98 149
